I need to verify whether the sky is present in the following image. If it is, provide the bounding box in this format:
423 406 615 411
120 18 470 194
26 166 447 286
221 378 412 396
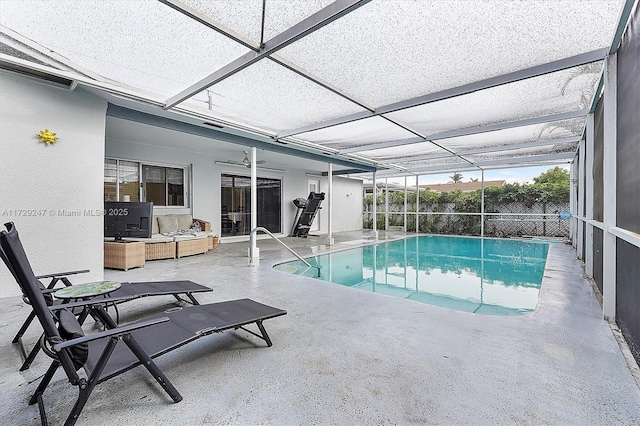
366 164 571 186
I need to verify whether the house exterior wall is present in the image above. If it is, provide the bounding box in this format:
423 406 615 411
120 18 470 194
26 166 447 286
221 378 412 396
0 72 107 297
106 136 364 238
318 176 364 233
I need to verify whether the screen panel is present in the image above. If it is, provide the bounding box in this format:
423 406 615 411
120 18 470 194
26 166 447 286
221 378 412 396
356 141 450 162
463 144 578 164
384 63 601 137
297 116 417 149
183 59 367 132
616 3 640 233
434 118 585 153
593 99 604 222
0 0 250 96
182 0 334 44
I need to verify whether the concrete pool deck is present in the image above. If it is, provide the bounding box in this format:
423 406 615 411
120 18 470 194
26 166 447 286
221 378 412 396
1 231 639 425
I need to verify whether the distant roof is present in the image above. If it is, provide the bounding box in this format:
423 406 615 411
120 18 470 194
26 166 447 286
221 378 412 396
421 180 506 192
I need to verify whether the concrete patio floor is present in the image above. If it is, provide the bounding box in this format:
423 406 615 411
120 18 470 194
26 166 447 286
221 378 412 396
1 231 639 425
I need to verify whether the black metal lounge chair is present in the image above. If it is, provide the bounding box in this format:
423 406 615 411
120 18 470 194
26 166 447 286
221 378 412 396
0 233 212 371
1 222 287 426
291 191 325 237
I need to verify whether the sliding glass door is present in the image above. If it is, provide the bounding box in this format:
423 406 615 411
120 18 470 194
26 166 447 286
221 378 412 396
221 174 281 236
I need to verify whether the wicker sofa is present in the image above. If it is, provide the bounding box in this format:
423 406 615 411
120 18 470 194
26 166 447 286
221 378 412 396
122 214 214 260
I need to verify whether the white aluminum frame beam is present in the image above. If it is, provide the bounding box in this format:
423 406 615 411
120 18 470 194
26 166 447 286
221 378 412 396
373 152 575 177
158 0 256 49
340 110 588 154
584 113 595 277
328 162 333 244
159 1 376 112
278 49 607 139
455 152 576 168
250 147 258 255
164 0 372 109
577 139 586 259
372 172 377 239
371 136 581 166
569 162 575 245
602 53 617 320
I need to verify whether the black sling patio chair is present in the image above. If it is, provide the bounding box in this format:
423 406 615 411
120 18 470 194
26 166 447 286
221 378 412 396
0 229 213 372
1 222 287 426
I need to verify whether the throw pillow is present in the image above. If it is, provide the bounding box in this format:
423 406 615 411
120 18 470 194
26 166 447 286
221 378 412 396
157 215 179 234
176 214 194 230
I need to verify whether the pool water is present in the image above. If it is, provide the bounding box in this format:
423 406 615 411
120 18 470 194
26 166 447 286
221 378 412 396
274 235 549 315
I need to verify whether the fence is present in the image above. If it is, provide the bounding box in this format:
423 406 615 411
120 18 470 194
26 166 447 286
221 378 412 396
364 202 570 238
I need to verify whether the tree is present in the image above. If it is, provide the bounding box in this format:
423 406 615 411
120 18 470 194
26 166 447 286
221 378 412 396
449 172 463 183
469 178 479 182
533 166 569 186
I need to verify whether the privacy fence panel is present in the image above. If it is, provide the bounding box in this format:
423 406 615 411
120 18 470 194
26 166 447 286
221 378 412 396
615 4 640 365
592 98 605 294
365 201 569 238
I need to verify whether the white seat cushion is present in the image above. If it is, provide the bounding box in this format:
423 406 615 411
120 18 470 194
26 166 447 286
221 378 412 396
173 234 207 241
122 234 175 243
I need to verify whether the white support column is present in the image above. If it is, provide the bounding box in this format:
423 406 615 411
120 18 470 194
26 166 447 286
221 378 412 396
577 138 586 259
481 170 485 237
585 113 595 278
328 163 334 246
602 53 617 320
372 172 378 239
250 147 258 261
404 176 408 232
415 176 419 233
569 161 578 245
570 162 576 246
384 178 389 232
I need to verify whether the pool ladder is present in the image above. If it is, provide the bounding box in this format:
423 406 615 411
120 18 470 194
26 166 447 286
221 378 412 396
248 226 321 277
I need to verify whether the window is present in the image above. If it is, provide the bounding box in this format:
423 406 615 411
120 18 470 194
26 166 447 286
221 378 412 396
104 158 188 207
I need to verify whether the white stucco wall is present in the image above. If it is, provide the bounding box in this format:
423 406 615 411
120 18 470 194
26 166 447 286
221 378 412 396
319 175 364 233
106 137 218 225
106 132 364 238
285 174 364 234
0 72 107 297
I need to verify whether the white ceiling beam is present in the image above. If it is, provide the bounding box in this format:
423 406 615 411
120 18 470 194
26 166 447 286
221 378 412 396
377 50 607 115
269 56 374 111
159 1 376 113
467 152 575 168
278 48 607 139
340 109 588 154
371 136 581 165
158 0 257 49
373 152 575 176
456 136 580 156
164 0 372 109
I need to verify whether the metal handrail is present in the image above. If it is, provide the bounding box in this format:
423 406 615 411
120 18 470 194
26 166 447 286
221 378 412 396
248 227 319 276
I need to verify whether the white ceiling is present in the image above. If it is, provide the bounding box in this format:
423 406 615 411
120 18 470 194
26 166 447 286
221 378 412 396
106 116 342 174
0 0 635 177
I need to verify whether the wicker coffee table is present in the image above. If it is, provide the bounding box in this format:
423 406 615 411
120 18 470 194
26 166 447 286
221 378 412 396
104 241 145 271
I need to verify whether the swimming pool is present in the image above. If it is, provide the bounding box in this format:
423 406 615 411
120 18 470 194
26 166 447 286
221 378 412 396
274 235 549 315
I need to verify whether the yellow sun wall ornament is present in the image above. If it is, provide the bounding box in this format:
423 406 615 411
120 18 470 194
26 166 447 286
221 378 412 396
37 129 59 146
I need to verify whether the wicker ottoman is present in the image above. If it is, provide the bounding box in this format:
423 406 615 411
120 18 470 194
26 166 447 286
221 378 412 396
145 241 176 260
104 241 145 271
175 237 209 258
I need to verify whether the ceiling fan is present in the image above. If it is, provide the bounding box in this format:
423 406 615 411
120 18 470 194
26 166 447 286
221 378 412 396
222 151 266 168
